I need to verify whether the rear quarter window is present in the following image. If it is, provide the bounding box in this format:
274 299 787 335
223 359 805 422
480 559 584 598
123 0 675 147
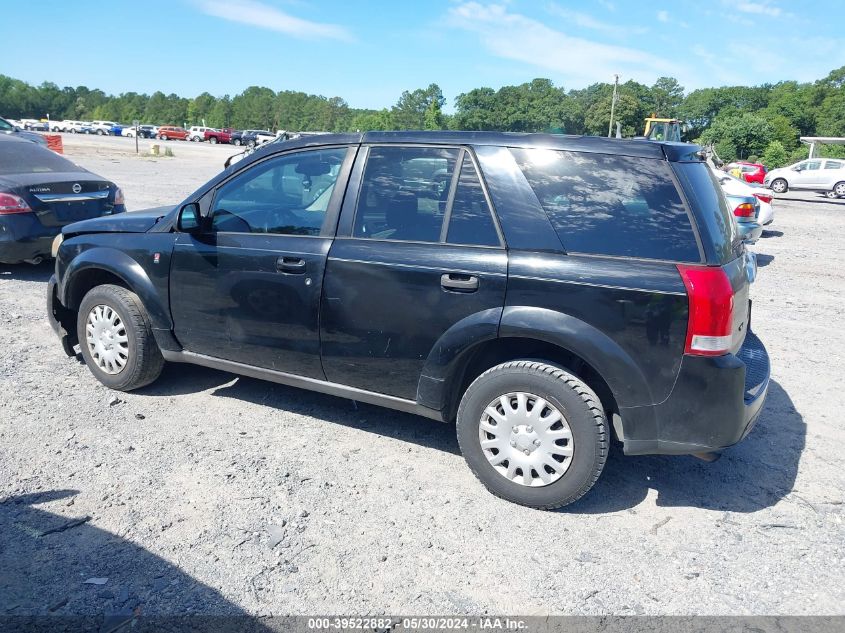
510 148 701 262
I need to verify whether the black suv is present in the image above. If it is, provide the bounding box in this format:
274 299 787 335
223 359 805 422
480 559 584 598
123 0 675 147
47 132 770 509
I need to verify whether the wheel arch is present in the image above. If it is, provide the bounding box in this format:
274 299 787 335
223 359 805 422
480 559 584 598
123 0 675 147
61 247 172 331
418 306 652 433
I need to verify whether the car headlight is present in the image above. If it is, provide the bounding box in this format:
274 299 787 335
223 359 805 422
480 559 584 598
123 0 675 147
51 233 63 258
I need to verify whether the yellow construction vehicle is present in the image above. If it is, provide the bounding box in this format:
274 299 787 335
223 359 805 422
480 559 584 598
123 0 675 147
643 116 683 142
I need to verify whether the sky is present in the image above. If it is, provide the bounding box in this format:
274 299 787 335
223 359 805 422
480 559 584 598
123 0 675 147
5 0 845 110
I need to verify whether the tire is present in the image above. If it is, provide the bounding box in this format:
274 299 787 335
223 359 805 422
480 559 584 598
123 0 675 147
70 128 77 134
159 135 168 141
208 136 218 144
770 178 788 194
233 138 241 146
456 361 608 509
247 140 256 148
76 284 164 391
833 181 845 198
96 129 104 136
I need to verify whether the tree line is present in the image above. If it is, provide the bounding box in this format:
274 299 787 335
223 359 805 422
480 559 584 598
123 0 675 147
3 67 845 167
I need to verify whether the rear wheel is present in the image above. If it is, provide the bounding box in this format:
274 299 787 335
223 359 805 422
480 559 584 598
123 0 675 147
770 178 788 194
456 361 608 509
77 284 164 391
96 129 104 136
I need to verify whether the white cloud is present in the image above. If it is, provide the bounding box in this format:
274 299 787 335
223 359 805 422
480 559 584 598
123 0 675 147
194 0 354 42
596 0 616 11
547 4 646 36
657 10 670 22
734 1 782 17
446 2 685 87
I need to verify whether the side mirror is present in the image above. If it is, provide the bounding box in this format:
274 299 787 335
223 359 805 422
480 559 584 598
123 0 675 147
177 202 203 233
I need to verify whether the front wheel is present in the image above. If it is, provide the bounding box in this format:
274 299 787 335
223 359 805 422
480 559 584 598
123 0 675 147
159 134 168 141
77 284 164 391
96 129 104 136
770 178 788 194
208 136 218 144
456 361 608 509
233 138 241 146
833 181 845 198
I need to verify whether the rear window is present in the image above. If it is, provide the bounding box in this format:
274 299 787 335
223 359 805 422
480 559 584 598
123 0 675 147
0 141 79 174
673 162 740 264
511 148 700 262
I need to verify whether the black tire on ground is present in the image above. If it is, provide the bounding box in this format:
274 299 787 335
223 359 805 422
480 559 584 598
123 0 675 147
233 138 241 146
247 140 256 148
96 129 104 135
833 181 845 198
76 284 164 391
456 360 608 509
771 178 788 194
208 136 217 144
159 135 168 141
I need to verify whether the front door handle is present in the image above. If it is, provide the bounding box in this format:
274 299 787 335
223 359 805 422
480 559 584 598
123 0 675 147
276 256 306 274
441 273 478 292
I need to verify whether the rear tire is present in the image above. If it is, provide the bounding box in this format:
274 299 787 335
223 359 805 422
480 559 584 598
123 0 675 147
456 361 608 509
771 178 788 194
77 284 164 391
96 129 104 136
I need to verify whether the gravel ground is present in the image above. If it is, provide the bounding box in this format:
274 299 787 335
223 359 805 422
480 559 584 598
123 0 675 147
1 135 844 617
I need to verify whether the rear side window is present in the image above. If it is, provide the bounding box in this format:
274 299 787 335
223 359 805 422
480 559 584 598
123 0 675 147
511 148 700 262
353 146 459 243
825 161 842 170
446 154 500 247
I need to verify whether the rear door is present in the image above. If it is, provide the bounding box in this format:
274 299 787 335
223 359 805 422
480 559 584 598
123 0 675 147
169 145 355 377
320 144 507 400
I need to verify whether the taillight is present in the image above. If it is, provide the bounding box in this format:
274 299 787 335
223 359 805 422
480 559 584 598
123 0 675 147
677 265 735 357
733 203 755 217
753 193 773 204
0 192 32 215
114 187 125 205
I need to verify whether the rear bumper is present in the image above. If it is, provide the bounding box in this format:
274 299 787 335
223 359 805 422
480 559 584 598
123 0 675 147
620 331 770 455
737 221 763 244
0 215 58 263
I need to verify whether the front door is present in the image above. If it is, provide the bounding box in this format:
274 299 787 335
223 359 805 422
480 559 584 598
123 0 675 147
320 145 507 400
794 160 822 188
170 145 354 378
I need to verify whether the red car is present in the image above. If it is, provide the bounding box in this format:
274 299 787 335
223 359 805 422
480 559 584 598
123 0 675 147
157 126 189 141
204 128 236 144
726 161 767 184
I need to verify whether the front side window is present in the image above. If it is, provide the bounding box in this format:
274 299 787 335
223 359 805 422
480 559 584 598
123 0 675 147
805 161 821 171
211 147 347 235
353 146 459 242
512 148 700 262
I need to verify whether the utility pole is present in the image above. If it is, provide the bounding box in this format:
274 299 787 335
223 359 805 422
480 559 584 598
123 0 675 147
607 74 620 138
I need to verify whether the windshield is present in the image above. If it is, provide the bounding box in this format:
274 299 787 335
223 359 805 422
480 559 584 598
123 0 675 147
0 141 80 174
0 117 15 132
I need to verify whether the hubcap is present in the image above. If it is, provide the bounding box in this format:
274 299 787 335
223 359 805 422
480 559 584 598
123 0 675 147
478 392 574 487
836 183 845 196
773 180 786 193
85 305 129 375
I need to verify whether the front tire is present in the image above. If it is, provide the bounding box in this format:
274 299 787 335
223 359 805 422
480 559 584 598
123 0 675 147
208 136 218 144
77 284 164 391
833 181 845 198
233 138 241 146
456 361 608 509
771 178 788 194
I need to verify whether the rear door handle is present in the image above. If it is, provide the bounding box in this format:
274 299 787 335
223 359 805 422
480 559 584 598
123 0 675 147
276 256 306 274
441 273 478 292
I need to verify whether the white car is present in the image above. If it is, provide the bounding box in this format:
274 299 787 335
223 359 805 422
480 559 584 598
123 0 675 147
187 126 215 142
712 166 775 226
90 121 118 135
764 158 845 198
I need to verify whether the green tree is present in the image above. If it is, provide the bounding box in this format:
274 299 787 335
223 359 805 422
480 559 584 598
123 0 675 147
392 84 444 129
699 113 774 161
761 141 788 168
423 99 444 130
650 77 684 117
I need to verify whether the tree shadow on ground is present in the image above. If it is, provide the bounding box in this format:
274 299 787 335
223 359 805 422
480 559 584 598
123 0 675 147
568 380 803 514
0 490 273 629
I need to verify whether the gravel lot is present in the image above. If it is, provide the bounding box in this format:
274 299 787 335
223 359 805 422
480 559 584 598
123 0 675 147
1 134 844 617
